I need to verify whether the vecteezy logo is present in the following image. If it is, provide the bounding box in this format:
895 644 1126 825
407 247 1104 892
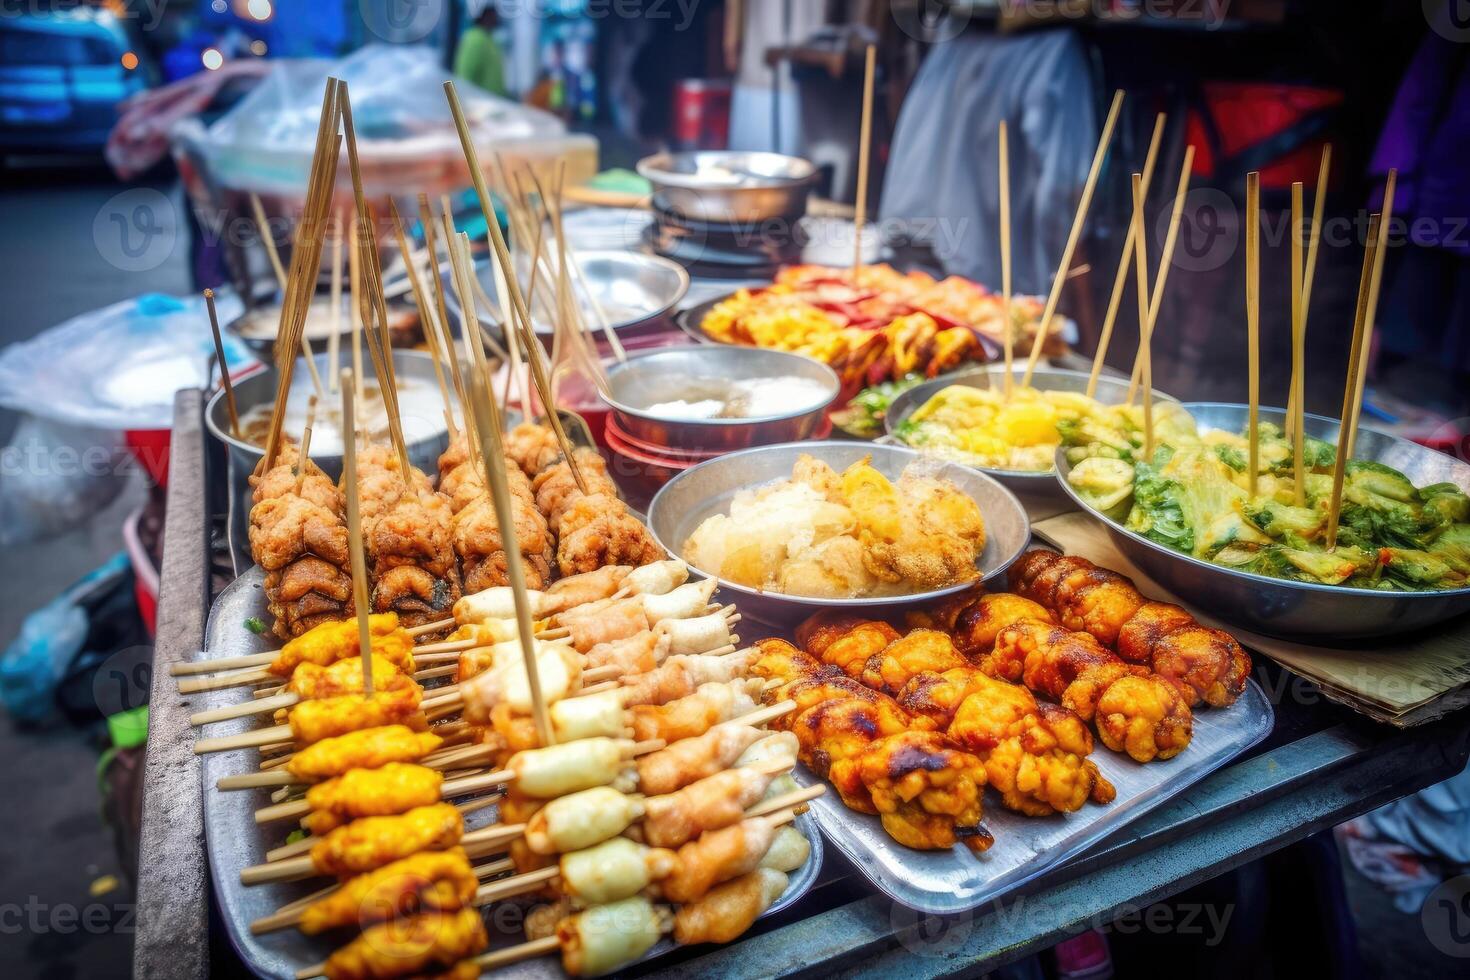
1162 187 1239 273
361 0 443 42
1422 875 1470 957
892 0 972 42
91 646 154 718
92 188 176 272
1426 0 1470 43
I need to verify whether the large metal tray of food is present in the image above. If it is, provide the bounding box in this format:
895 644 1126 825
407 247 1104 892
790 679 1272 914
196 568 824 980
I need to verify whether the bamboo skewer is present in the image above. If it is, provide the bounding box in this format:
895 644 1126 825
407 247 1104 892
251 192 325 400
1021 89 1125 388
339 371 375 697
1286 145 1332 433
1290 182 1307 506
1245 171 1261 496
998 120 1013 397
852 44 877 277
1325 212 1383 552
1130 174 1154 460
1087 112 1166 399
389 200 457 437
204 288 240 438
293 397 317 497
328 214 342 392
1124 145 1196 405
347 217 365 407
1347 169 1397 459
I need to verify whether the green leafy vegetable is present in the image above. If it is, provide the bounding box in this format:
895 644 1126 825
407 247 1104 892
244 617 266 635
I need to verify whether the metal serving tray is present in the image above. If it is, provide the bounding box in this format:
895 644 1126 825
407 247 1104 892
195 568 823 979
792 680 1273 915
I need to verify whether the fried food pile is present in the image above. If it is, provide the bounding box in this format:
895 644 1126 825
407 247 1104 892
682 454 985 599
248 443 352 639
699 263 1065 388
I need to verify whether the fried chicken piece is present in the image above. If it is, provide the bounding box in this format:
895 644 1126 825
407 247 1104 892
309 803 463 878
851 730 992 852
983 621 1193 763
673 868 788 946
286 674 424 745
323 908 487 980
794 610 891 657
249 495 351 570
287 726 443 782
502 422 562 477
951 593 1056 658
904 584 989 633
286 654 406 701
1117 602 1250 708
301 848 477 934
630 678 762 742
841 461 985 590
635 723 769 796
268 614 407 675
640 767 784 849
302 763 445 835
659 813 783 903
1094 674 1193 761
556 493 666 577
787 698 911 810
533 448 619 534
858 628 968 696
816 620 902 678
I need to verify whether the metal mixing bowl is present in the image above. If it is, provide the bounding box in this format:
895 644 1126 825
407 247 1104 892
885 364 1176 493
603 347 839 452
637 150 819 224
1053 402 1470 640
647 441 1031 624
442 249 688 339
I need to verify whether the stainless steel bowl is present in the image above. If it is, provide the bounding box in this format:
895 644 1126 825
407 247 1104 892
443 249 688 339
647 441 1031 625
603 347 839 452
637 150 819 224
1054 402 1470 640
885 365 1176 493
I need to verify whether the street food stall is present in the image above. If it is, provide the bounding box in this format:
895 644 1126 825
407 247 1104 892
126 43 1470 980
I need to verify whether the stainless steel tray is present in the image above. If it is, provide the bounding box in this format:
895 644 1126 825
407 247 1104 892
792 680 1273 914
196 568 823 979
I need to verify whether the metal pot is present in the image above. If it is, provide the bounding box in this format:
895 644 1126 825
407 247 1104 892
636 150 819 224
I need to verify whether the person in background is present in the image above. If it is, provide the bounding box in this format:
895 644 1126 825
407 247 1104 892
455 0 508 98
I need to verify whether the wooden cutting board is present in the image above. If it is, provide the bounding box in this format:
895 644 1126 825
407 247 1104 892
1031 510 1470 727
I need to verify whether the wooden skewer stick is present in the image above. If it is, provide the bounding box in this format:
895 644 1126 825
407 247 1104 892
293 396 317 497
340 371 375 698
1347 168 1397 459
1286 145 1332 434
347 216 365 406
251 192 325 400
1290 181 1307 506
1022 89 1125 388
852 44 877 277
1130 173 1154 460
1087 112 1166 399
217 743 497 792
1245 171 1261 497
240 819 530 887
204 289 240 438
998 120 1014 397
528 163 611 400
1125 145 1196 404
389 199 457 437
328 212 342 392
1325 211 1383 552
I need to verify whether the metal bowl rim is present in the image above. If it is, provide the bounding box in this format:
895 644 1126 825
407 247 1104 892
1053 400 1470 601
647 439 1032 608
636 150 820 189
602 348 840 427
885 364 1179 481
204 349 447 459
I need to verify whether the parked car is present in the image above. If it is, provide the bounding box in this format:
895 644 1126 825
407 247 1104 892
0 9 148 156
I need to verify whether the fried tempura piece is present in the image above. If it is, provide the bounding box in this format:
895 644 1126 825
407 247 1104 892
323 908 487 980
851 730 992 852
287 726 443 781
858 628 967 695
301 848 477 934
309 803 463 877
302 763 444 835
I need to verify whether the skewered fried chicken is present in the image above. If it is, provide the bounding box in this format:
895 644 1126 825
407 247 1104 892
1009 550 1250 707
300 848 478 934
459 641 583 721
286 654 408 701
659 813 786 903
818 620 901 678
502 422 563 477
438 434 556 592
249 445 353 638
635 723 772 796
302 763 445 835
672 868 788 947
483 689 629 753
268 615 412 677
897 666 1115 816
308 803 463 878
556 491 667 577
857 628 968 695
288 725 443 782
619 651 755 708
349 446 461 630
583 630 667 675
982 621 1192 762
545 564 634 610
752 639 991 852
323 907 487 980
637 766 793 849
950 593 1056 658
532 448 619 535
285 674 425 745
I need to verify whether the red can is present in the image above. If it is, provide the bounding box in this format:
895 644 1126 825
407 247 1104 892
673 78 732 151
